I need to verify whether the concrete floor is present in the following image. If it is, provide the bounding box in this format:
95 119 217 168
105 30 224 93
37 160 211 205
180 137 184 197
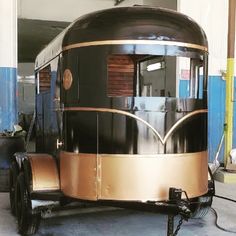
0 181 236 236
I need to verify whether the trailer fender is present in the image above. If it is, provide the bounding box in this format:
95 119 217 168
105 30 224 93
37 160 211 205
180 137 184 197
23 154 60 192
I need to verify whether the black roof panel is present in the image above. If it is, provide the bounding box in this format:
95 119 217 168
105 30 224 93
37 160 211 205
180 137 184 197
63 7 207 48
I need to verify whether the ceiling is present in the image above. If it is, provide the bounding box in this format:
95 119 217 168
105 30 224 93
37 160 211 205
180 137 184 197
18 1 128 63
18 19 69 62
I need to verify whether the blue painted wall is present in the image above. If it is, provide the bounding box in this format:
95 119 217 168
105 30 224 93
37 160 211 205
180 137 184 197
179 76 236 162
0 67 17 132
208 76 226 162
179 80 189 98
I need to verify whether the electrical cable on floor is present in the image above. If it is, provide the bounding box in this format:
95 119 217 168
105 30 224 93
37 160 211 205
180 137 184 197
210 208 236 234
214 194 236 203
210 194 236 234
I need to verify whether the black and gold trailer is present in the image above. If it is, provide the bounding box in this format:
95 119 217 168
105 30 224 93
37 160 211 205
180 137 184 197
9 6 214 235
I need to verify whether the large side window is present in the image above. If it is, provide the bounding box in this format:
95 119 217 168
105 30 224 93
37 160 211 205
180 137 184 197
107 54 205 99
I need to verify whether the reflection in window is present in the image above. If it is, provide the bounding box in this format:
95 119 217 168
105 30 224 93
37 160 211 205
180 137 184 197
107 54 204 99
139 56 171 97
107 55 134 97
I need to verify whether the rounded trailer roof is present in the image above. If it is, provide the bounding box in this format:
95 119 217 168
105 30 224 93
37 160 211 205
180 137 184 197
35 6 208 70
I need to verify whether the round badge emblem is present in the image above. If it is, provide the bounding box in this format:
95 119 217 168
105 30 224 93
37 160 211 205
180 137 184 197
63 69 73 90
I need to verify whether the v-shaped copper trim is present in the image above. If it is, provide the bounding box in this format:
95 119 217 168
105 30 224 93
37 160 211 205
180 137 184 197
62 107 207 145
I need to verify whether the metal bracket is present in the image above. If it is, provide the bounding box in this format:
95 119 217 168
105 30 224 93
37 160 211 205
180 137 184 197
166 188 192 236
167 215 175 236
56 139 63 149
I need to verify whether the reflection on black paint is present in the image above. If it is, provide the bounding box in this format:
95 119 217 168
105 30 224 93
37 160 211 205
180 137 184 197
64 98 207 155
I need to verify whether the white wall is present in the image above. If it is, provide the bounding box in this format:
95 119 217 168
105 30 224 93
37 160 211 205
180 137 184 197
18 0 144 22
0 0 17 68
178 0 228 76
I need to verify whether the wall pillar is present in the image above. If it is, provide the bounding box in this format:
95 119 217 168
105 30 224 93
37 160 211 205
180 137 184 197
0 0 17 132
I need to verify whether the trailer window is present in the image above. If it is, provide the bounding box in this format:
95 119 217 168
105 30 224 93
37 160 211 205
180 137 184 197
107 54 205 99
107 55 134 97
38 65 51 93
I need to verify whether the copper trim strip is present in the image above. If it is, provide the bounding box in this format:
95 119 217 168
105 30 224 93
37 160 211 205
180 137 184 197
62 40 208 52
163 109 207 143
63 106 162 143
62 107 207 144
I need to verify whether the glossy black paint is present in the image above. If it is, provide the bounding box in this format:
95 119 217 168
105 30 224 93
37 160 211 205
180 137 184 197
64 104 207 154
35 7 208 156
63 7 207 48
61 47 207 154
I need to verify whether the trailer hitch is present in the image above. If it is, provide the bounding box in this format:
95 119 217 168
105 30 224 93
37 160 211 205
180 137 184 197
167 188 192 236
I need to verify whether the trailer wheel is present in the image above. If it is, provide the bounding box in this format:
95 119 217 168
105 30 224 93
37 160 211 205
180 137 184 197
9 161 19 215
190 196 213 219
190 167 214 219
15 173 40 235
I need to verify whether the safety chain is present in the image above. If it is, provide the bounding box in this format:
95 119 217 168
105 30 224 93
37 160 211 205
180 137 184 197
173 217 184 236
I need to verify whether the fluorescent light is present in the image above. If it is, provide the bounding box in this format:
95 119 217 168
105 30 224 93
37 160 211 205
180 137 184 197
147 62 163 72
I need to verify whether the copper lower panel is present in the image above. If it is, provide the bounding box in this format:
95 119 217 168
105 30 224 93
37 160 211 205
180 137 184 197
59 151 208 201
28 154 60 191
98 152 208 201
60 152 97 200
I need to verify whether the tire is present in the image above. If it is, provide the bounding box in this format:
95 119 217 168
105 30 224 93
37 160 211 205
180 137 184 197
190 167 214 219
190 195 213 219
15 173 40 235
9 161 19 215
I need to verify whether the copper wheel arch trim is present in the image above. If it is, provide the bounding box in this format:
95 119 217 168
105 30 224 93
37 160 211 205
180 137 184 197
62 40 208 52
28 154 60 191
62 107 207 144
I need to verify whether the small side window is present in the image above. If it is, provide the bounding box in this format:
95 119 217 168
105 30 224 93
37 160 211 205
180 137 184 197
38 65 51 93
107 55 135 97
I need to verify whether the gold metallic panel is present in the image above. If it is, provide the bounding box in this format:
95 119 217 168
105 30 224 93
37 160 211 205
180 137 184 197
28 154 60 191
62 107 207 144
59 151 208 202
62 40 208 52
97 152 208 201
60 152 97 200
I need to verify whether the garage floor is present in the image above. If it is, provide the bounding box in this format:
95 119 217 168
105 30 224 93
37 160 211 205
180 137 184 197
0 181 236 236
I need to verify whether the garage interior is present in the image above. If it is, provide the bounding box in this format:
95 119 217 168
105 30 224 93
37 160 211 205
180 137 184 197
1 0 236 235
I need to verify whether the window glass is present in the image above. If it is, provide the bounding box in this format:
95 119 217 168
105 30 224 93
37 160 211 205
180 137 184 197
107 55 134 97
38 65 51 93
107 54 204 99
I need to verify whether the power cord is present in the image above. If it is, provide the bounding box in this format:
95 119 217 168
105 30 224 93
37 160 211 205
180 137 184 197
211 194 236 234
210 208 236 234
214 194 236 203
